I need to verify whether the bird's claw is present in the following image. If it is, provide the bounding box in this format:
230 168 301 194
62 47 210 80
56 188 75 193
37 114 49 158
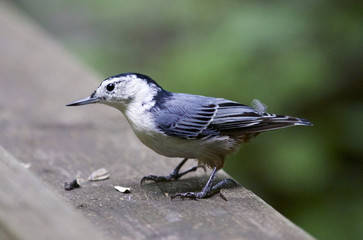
170 192 202 201
140 164 206 185
170 178 238 201
140 175 172 185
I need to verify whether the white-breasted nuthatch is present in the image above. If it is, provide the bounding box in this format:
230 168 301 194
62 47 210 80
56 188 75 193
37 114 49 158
67 73 312 200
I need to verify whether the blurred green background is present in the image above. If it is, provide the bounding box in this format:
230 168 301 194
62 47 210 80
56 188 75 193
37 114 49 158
13 1 362 239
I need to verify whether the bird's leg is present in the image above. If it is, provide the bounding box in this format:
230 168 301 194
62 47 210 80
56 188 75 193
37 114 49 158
141 158 206 184
170 167 238 200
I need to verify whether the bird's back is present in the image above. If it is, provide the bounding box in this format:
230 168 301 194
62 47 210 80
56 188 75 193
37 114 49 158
152 92 312 140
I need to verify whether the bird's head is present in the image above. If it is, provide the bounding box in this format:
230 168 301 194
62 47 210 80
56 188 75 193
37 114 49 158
67 73 163 111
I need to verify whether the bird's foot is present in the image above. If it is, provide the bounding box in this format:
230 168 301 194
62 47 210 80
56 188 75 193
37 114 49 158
170 178 237 201
141 174 172 184
140 158 206 184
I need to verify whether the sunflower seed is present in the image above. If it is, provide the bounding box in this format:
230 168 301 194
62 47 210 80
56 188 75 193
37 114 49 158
88 168 110 181
114 186 131 193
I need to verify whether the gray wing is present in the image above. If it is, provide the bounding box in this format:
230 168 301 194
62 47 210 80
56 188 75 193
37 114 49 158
153 93 263 139
153 93 312 139
152 93 219 138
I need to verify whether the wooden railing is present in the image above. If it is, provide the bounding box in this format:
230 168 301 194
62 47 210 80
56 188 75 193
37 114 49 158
0 2 314 239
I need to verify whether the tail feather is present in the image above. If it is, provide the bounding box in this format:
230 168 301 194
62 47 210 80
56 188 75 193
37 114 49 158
293 117 313 126
268 115 313 126
244 115 313 133
249 100 313 132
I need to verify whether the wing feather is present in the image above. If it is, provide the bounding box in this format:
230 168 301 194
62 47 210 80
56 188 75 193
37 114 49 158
153 94 311 139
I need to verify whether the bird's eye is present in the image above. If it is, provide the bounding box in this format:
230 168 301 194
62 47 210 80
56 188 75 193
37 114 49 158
106 83 115 92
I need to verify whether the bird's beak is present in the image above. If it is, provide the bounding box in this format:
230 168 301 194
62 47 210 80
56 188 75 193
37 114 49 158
66 96 99 106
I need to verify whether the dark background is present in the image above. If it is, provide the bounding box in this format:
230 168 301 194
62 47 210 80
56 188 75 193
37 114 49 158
13 1 363 239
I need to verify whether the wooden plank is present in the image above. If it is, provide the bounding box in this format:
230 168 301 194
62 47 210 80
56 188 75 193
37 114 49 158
0 1 314 240
0 146 110 240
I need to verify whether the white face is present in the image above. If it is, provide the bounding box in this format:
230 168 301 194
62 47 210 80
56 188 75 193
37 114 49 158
93 74 159 108
67 73 160 110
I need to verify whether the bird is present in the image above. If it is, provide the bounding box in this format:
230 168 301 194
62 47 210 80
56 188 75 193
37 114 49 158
67 73 312 200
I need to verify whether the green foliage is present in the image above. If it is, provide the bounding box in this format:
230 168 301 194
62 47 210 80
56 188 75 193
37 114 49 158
15 0 363 239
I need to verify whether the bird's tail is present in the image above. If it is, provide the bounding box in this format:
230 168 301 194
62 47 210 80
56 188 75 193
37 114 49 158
246 99 313 133
269 114 312 126
244 114 313 133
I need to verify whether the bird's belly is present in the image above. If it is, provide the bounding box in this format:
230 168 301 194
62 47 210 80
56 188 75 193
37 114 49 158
135 130 197 158
133 129 239 169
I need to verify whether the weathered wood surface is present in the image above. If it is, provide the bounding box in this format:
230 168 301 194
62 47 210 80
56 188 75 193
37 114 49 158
0 2 314 240
0 146 109 240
